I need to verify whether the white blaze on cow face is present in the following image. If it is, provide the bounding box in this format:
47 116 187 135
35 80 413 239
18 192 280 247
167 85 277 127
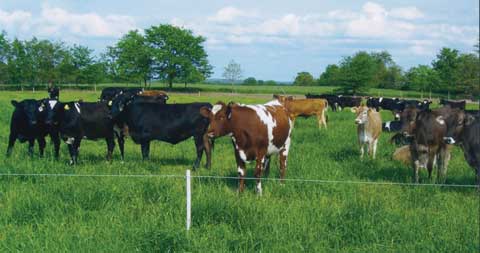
355 108 368 125
48 100 57 109
211 104 223 115
74 103 81 113
436 116 445 125
237 166 245 176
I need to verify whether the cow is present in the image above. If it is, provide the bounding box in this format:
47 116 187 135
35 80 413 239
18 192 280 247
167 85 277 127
351 106 382 159
439 99 466 110
366 97 382 111
47 100 124 165
406 108 460 183
305 93 339 111
100 87 144 102
337 95 362 110
273 95 327 129
48 86 59 99
392 145 411 165
138 90 169 103
110 93 212 169
442 111 480 185
382 120 402 132
7 99 60 158
200 100 292 194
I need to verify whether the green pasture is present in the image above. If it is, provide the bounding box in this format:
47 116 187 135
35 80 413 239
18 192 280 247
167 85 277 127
0 90 478 252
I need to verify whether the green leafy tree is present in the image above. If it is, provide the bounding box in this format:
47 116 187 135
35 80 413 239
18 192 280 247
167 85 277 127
456 53 480 99
293 72 315 86
337 51 377 95
405 65 440 97
243 77 257 85
116 30 152 86
264 80 277 86
318 64 340 86
432 47 460 94
101 46 122 83
0 31 10 83
145 24 211 89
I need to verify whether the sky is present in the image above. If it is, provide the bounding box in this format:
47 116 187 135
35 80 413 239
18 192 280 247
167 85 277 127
1 0 479 81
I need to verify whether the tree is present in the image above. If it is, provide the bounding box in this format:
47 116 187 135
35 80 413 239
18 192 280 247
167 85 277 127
115 30 152 87
456 53 480 99
101 46 122 83
0 31 10 83
145 24 211 89
432 47 460 95
293 72 315 86
222 60 242 86
405 65 440 97
71 44 94 84
337 51 377 95
243 77 257 85
318 64 340 86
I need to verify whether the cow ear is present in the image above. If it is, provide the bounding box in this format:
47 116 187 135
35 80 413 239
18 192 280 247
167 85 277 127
350 107 357 113
11 100 19 107
273 94 279 99
199 107 212 118
226 105 233 120
465 114 475 126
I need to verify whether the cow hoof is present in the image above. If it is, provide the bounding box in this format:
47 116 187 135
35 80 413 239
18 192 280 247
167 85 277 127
68 160 75 166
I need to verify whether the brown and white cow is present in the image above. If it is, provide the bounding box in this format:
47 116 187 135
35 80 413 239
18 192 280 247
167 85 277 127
351 106 382 159
273 95 328 129
200 100 292 194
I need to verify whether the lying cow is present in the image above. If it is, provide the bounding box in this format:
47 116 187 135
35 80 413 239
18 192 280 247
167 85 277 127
273 95 327 129
110 93 212 169
47 100 124 165
200 100 292 194
439 99 466 110
7 99 60 157
351 106 382 159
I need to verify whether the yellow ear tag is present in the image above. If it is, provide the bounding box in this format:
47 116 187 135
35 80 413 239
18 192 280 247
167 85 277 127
64 104 70 110
108 101 113 106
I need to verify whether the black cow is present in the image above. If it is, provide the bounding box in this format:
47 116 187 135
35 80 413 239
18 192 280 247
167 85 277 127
366 97 382 111
100 87 143 102
48 100 124 165
439 99 466 110
404 99 431 111
337 95 361 110
48 87 59 99
110 93 212 169
305 93 339 111
382 120 402 132
7 99 60 158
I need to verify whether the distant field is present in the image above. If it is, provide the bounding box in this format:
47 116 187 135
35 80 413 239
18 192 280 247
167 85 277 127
0 90 478 252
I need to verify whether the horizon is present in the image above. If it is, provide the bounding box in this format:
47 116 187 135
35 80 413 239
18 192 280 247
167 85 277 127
1 0 478 81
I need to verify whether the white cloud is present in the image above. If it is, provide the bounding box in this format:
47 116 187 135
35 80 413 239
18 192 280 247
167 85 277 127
390 7 424 20
207 6 258 23
0 8 32 32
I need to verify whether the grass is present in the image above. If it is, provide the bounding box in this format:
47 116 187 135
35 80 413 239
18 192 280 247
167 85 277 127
0 90 478 252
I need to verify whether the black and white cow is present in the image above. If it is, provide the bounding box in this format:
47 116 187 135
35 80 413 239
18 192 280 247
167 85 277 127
337 95 362 110
110 93 213 169
47 100 124 165
100 87 143 102
7 99 60 158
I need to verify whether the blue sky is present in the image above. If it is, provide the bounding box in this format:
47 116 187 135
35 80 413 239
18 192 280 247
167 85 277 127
1 0 478 81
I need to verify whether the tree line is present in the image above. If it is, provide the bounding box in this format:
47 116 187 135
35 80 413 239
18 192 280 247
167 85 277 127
293 46 479 98
0 24 212 88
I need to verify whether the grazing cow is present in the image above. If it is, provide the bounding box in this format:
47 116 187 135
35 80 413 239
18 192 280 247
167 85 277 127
305 93 339 111
200 100 292 194
100 87 143 102
7 99 60 157
48 86 59 99
439 99 466 110
337 95 362 110
351 106 382 159
407 109 457 183
273 95 328 129
110 93 212 169
48 101 124 165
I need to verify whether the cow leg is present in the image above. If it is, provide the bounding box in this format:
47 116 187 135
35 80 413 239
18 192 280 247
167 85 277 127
371 139 378 159
6 132 17 157
427 152 436 182
68 138 81 165
67 144 75 165
413 160 421 183
116 133 125 162
27 139 35 157
105 136 115 162
279 145 290 184
359 142 365 159
437 147 449 184
254 155 266 195
37 137 46 157
51 132 60 160
193 135 205 170
233 147 247 193
202 133 212 169
141 141 150 160
263 155 271 178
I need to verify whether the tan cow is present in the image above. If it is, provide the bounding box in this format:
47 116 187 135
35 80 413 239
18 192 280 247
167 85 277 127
273 95 328 129
351 105 382 159
393 145 411 165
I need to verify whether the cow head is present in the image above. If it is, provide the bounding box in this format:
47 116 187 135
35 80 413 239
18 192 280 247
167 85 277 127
11 99 45 126
43 99 62 126
110 93 136 120
200 102 234 138
48 87 59 99
273 94 293 104
399 105 420 136
443 109 469 144
351 105 372 125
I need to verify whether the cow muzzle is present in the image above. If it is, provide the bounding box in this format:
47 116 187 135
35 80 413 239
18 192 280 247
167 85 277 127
443 137 456 144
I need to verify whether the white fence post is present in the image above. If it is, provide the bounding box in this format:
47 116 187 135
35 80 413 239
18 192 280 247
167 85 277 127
186 170 191 231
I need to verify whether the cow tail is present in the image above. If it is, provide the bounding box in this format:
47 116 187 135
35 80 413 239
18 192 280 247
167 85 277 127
210 138 215 151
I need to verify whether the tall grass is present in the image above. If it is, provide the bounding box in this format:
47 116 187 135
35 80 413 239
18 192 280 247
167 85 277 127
0 91 478 252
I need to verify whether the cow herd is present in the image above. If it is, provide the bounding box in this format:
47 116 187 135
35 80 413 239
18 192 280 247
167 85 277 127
6 88 480 193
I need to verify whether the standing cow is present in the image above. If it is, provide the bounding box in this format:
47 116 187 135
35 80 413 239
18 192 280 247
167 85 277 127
200 100 292 194
351 106 382 159
273 95 328 129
